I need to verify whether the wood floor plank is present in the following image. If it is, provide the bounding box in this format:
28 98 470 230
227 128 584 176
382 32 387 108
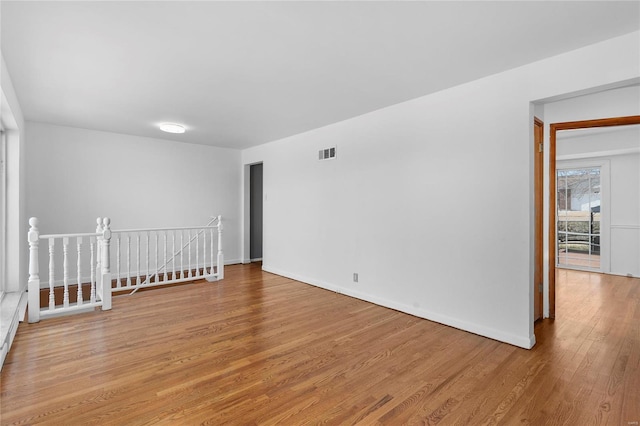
2 264 639 425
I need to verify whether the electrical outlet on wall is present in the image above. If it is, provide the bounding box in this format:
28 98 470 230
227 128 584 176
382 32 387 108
353 273 358 283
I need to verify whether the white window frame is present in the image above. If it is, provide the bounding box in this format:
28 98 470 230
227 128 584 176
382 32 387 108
0 127 6 302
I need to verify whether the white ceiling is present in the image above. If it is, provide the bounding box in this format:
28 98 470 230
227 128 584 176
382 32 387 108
2 1 639 149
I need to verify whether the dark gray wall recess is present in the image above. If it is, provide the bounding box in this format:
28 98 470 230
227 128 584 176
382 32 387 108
250 163 263 260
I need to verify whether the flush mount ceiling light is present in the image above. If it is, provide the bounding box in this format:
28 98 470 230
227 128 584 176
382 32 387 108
159 123 186 134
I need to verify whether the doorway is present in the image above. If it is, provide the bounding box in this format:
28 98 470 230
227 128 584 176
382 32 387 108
548 115 640 318
533 118 543 321
249 163 263 262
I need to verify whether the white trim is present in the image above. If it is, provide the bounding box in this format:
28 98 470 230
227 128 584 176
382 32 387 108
38 303 101 319
262 264 535 350
242 163 251 264
555 264 601 273
111 225 218 234
605 271 640 278
610 224 640 229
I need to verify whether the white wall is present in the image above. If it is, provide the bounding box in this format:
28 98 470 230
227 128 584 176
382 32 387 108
545 85 640 124
242 31 640 349
1 53 27 369
610 152 640 276
547 86 640 277
26 123 242 263
557 125 640 158
1 54 26 294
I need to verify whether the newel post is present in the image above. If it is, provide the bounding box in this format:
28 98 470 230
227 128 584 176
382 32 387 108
100 217 112 311
95 217 103 290
27 217 41 323
217 215 224 280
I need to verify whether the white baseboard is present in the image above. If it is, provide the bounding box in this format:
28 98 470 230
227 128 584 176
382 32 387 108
262 264 535 350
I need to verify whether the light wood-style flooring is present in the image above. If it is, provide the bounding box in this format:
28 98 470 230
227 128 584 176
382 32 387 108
1 264 639 425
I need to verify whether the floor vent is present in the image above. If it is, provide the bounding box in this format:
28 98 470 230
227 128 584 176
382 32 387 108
318 146 336 160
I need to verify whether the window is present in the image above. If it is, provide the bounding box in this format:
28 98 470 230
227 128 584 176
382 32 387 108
557 167 601 270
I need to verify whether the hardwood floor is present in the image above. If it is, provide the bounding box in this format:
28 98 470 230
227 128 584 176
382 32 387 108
1 264 639 425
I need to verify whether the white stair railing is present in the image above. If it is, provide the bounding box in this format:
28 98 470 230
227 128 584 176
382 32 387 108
28 217 112 323
127 216 221 295
110 215 224 294
27 216 223 322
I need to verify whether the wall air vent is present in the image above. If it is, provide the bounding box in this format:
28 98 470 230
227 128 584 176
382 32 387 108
318 146 337 160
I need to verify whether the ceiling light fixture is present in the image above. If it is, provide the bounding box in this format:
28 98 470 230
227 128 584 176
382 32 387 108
159 123 186 134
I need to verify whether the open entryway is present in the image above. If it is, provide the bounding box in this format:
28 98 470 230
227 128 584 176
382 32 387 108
548 115 640 317
250 163 263 262
242 161 264 264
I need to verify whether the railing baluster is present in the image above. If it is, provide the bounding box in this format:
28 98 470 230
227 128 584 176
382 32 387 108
95 218 103 296
116 234 121 288
195 231 200 277
48 238 55 310
180 231 184 279
63 237 70 308
145 232 149 285
172 231 176 280
188 230 193 278
217 216 224 279
163 232 168 281
126 234 132 287
210 227 214 276
154 233 159 283
90 236 96 303
76 237 83 305
202 230 207 277
136 234 141 286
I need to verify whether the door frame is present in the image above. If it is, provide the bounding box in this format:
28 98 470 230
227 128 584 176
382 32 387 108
534 117 543 321
548 115 640 318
